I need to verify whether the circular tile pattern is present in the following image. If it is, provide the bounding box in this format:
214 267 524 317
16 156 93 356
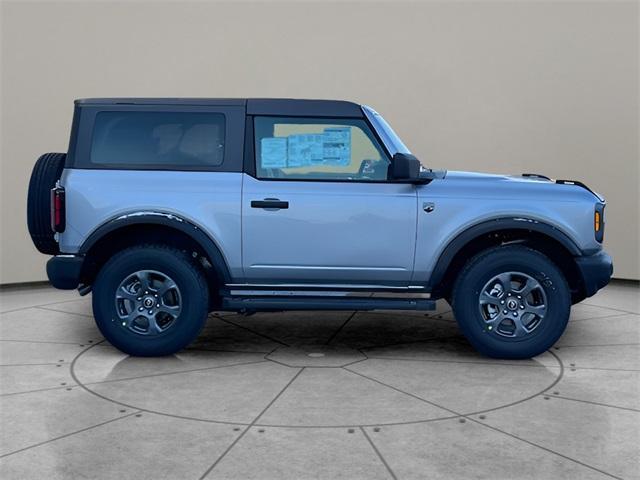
3 287 638 480
71 311 562 427
266 344 366 367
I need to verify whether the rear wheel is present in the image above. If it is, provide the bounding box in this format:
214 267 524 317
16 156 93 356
451 245 570 359
93 245 209 356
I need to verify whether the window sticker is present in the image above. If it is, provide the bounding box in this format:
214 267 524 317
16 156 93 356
287 134 323 167
259 126 353 171
323 127 351 166
260 137 287 168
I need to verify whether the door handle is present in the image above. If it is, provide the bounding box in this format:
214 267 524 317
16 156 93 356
251 198 289 210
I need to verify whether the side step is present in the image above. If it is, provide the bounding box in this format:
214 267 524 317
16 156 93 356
221 296 436 312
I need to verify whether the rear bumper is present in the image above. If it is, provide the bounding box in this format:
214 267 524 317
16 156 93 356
575 251 613 298
46 255 84 290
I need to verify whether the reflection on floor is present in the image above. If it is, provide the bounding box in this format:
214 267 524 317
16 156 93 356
0 281 638 479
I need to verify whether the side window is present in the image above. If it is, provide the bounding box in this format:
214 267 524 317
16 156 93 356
91 111 225 168
254 117 390 181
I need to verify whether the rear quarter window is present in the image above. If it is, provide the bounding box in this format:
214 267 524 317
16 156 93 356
90 111 225 168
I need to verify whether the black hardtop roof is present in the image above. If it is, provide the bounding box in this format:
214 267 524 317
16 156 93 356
75 98 364 117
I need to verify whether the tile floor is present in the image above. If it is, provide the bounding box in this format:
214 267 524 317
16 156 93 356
0 282 638 479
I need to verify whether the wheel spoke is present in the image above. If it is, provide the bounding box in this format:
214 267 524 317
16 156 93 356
496 272 512 293
158 303 181 318
486 313 504 330
515 277 536 297
136 271 151 291
116 285 138 302
524 303 547 318
512 315 529 337
479 291 501 306
147 316 163 335
157 278 178 297
120 310 137 327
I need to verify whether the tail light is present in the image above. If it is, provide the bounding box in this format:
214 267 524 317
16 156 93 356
50 184 65 233
594 203 605 243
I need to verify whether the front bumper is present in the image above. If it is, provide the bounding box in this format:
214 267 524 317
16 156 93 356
575 250 613 298
46 255 84 290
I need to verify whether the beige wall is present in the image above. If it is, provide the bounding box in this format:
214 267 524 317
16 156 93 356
1 0 638 283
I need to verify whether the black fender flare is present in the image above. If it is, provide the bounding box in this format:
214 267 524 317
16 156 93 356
79 211 232 284
427 217 583 289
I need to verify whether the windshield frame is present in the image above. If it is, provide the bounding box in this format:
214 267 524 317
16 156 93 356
361 105 411 157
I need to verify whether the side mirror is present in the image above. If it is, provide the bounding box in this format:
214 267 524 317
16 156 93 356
391 153 422 182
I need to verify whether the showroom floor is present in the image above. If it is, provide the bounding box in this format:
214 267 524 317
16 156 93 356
0 282 638 480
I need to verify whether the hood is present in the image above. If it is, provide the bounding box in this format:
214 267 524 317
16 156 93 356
436 170 604 202
445 170 550 183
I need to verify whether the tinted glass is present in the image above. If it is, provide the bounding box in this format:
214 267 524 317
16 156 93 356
91 111 225 167
254 117 390 181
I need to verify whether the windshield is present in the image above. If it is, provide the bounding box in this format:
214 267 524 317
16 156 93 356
362 105 411 156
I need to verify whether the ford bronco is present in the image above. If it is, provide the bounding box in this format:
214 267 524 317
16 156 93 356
27 98 612 358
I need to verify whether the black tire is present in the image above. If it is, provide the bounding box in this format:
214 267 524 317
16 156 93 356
92 245 209 356
451 245 570 359
27 152 67 254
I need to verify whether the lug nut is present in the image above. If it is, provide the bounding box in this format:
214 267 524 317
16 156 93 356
137 297 141 301
517 295 522 299
148 310 153 314
138 307 144 311
520 305 525 309
156 304 160 308
503 310 508 314
513 312 518 317
500 300 505 305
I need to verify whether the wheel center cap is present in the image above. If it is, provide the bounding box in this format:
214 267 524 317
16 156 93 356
143 297 155 308
506 299 519 310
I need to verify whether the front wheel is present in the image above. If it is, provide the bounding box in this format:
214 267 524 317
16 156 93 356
93 245 209 356
451 245 570 359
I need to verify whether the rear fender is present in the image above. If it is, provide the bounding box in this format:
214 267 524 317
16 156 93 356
78 211 232 284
